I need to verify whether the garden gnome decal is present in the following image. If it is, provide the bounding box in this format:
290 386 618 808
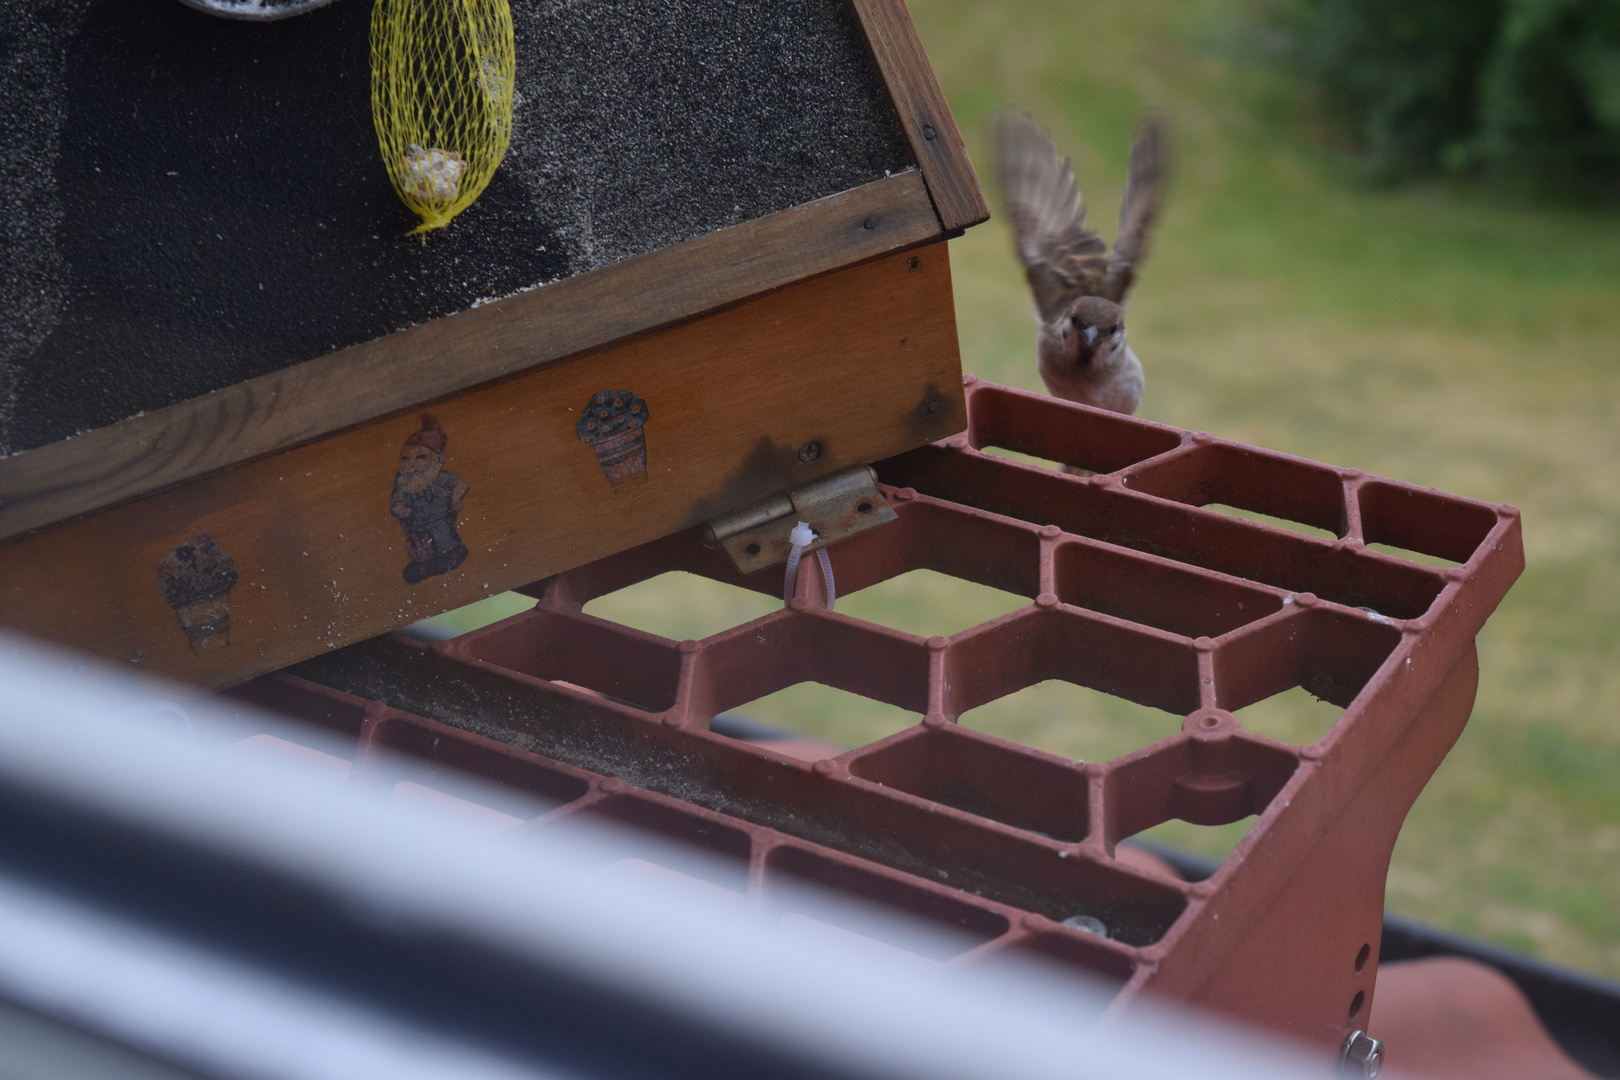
156 532 238 651
390 414 470 584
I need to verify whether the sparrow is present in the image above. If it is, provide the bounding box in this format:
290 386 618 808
995 109 1167 415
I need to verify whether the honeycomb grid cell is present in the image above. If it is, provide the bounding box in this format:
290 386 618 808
453 606 684 713
941 606 1202 720
963 380 1185 475
1210 606 1405 723
583 571 783 642
846 724 1091 841
1120 441 1350 539
1052 538 1286 639
687 608 932 726
1355 479 1502 566
805 492 1045 605
955 678 1185 770
1099 731 1303 852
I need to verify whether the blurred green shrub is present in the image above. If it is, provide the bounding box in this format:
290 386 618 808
1267 0 1620 192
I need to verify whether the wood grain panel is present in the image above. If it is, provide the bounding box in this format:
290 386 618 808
0 173 944 544
850 0 990 234
0 246 966 690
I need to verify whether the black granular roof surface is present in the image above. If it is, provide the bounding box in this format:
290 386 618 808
0 0 915 455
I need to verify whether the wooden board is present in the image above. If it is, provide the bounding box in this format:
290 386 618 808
851 0 990 234
0 246 966 689
0 172 944 544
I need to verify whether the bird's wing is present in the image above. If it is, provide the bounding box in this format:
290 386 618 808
1103 113 1167 304
994 109 1109 324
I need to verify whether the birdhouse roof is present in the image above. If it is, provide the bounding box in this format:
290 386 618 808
0 0 984 542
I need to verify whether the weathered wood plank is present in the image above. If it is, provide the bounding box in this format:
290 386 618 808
850 0 991 234
0 246 966 690
0 173 943 544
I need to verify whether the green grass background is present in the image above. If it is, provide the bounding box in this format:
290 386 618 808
430 0 1620 979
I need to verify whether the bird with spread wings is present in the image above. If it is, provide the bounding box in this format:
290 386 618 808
995 110 1167 415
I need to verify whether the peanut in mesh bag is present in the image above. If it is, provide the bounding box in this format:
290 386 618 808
370 0 515 236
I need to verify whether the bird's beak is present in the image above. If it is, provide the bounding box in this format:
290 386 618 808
1083 325 1099 346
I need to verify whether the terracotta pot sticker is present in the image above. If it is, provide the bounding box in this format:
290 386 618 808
390 413 470 584
577 390 650 490
156 532 239 651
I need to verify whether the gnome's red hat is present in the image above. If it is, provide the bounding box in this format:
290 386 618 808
404 413 447 456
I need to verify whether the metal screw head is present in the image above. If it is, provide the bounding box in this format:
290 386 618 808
1340 1030 1384 1079
797 442 822 463
922 124 938 140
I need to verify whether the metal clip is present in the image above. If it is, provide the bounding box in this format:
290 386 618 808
703 465 897 574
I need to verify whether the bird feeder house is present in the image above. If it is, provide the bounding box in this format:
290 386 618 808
0 0 1525 1068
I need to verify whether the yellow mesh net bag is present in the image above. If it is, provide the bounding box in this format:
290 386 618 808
370 0 515 236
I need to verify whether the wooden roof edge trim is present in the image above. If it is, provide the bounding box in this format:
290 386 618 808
0 172 944 545
850 0 989 234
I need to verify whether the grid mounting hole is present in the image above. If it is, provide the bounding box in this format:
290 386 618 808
1348 990 1365 1021
1355 943 1370 973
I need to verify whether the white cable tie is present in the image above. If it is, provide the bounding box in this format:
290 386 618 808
783 521 816 604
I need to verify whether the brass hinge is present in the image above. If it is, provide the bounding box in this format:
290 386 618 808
703 465 897 574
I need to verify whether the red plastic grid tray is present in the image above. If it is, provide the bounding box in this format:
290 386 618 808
231 377 1523 1053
